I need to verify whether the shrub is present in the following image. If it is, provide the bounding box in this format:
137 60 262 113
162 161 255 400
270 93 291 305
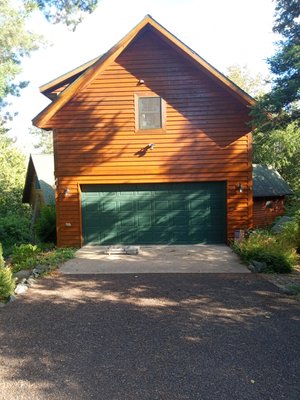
0 266 15 300
277 213 300 253
0 215 32 256
35 206 56 244
0 243 4 269
233 230 298 273
39 248 75 266
10 244 76 274
0 243 15 300
11 244 42 272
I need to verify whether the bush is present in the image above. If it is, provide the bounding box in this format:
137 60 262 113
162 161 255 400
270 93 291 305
0 243 4 269
10 244 76 274
0 215 32 256
0 243 15 300
11 244 42 272
35 206 56 244
277 213 300 253
233 230 298 273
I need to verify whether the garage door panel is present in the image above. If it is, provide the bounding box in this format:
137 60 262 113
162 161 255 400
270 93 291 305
137 200 152 211
102 200 117 211
81 182 226 245
154 200 170 211
137 215 152 227
119 215 135 227
173 214 189 226
119 201 134 211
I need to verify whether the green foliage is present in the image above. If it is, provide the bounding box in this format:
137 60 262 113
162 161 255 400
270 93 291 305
253 0 300 128
25 0 99 31
287 284 300 294
29 127 53 153
10 244 76 274
0 122 32 257
285 196 300 217
0 0 42 110
226 64 268 98
11 243 41 272
0 243 15 300
0 215 32 257
233 230 298 273
278 212 300 252
0 243 4 269
253 122 300 194
0 125 31 217
39 247 76 267
1 0 99 111
35 205 56 243
0 265 15 300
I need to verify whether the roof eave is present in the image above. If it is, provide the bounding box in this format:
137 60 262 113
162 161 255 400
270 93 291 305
33 14 256 129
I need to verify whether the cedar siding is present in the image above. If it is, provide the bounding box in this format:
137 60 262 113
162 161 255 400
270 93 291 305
34 21 253 247
253 197 285 229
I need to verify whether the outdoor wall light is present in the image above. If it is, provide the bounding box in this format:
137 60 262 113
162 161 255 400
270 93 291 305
138 79 145 85
236 183 243 193
148 143 155 150
63 187 70 196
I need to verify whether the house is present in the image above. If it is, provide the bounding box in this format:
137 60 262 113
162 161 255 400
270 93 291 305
252 164 293 228
32 15 256 247
23 155 291 234
22 154 55 224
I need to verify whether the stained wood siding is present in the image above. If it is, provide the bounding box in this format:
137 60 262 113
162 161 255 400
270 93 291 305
47 28 252 247
253 197 285 228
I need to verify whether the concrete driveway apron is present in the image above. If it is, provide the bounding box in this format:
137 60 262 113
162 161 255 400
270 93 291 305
59 244 249 274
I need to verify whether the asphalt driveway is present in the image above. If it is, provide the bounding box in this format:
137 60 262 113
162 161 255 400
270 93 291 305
0 273 299 399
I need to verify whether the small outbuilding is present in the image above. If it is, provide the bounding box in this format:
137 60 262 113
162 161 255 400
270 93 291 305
252 164 293 228
22 154 55 224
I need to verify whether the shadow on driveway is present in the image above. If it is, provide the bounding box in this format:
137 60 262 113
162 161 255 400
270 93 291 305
0 274 299 399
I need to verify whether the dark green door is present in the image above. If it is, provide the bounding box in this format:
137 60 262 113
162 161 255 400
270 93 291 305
81 182 227 245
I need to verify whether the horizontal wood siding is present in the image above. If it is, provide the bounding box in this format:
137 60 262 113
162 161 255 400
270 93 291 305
253 197 285 228
49 29 252 247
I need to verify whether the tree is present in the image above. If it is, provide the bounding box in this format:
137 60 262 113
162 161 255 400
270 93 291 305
248 1 300 197
27 0 100 31
226 64 268 98
253 122 300 194
0 0 100 112
254 0 300 128
30 127 53 154
0 1 41 110
0 123 28 217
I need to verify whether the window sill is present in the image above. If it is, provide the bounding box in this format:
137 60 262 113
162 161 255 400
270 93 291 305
135 128 166 134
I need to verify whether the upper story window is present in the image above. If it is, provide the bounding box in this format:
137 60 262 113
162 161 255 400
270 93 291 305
135 93 166 132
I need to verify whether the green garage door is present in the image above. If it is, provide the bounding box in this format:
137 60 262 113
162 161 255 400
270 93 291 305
81 182 227 245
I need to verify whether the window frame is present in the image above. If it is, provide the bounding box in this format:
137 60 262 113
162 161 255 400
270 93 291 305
134 92 166 133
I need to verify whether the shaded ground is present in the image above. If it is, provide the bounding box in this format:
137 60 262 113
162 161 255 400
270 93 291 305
0 273 299 400
262 265 300 299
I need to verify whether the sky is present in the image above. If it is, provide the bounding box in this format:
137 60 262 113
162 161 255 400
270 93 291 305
7 0 279 153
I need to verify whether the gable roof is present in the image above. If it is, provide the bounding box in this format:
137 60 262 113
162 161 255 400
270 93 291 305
33 14 256 129
23 154 55 205
253 164 293 198
40 56 100 100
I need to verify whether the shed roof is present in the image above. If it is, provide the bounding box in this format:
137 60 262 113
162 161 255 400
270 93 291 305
23 154 55 204
33 14 256 129
253 164 293 197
